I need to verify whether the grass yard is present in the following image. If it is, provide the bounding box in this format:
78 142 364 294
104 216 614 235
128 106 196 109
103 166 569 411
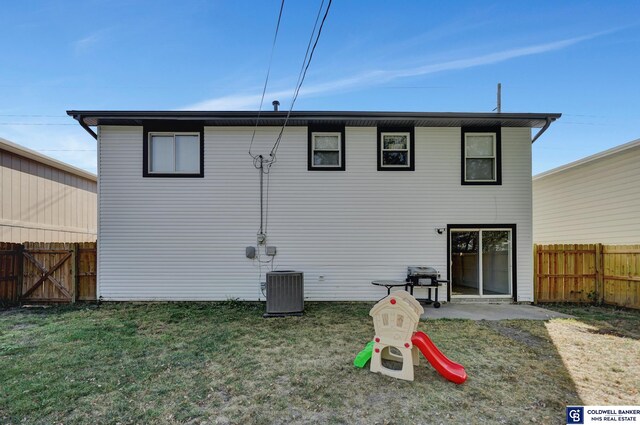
0 302 638 424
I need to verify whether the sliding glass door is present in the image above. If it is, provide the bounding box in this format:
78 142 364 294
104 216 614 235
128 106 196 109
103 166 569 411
451 231 480 295
450 228 512 297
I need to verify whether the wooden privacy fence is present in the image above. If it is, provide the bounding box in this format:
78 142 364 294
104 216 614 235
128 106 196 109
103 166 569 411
0 242 96 304
534 244 640 309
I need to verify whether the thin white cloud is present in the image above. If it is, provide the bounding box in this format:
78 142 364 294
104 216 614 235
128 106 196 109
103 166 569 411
182 31 610 111
73 29 110 54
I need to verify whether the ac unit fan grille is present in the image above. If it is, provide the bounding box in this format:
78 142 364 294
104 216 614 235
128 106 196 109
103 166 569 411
265 271 304 316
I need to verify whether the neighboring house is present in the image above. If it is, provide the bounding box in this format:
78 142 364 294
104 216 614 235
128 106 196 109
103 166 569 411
0 137 97 243
68 110 560 302
533 138 640 244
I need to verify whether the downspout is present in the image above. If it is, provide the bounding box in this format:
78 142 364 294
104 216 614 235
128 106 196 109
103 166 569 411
74 114 98 140
531 117 555 144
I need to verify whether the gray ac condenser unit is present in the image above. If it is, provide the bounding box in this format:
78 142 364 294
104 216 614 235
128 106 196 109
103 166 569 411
265 271 304 317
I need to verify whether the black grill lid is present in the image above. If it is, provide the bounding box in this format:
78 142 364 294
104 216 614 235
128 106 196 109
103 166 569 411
407 266 439 277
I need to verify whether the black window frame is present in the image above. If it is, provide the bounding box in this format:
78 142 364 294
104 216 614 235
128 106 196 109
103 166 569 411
307 125 346 171
377 126 415 171
446 223 517 302
461 127 501 185
143 121 204 178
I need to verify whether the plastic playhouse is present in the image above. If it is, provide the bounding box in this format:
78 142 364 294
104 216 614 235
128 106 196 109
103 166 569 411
354 290 467 384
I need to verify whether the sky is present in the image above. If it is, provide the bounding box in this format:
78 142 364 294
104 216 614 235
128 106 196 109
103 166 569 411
1 0 639 175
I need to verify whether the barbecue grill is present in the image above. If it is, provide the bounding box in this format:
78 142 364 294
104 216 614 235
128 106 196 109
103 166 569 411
406 266 448 308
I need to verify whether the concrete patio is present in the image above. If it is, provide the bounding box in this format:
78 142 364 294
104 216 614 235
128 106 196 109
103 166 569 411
420 302 573 320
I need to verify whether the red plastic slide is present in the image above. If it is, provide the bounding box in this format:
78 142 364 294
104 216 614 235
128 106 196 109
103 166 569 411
411 331 467 384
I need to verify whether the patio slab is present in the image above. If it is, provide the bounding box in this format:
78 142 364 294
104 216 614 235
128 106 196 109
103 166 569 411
420 303 573 320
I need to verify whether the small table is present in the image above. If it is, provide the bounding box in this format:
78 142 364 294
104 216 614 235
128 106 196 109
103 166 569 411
371 280 410 296
371 279 448 308
407 280 447 308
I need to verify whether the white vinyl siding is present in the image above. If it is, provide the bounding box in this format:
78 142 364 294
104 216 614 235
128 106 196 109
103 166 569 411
533 141 640 244
98 126 533 301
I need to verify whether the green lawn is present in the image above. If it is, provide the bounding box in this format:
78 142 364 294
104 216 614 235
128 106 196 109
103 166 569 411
0 302 638 424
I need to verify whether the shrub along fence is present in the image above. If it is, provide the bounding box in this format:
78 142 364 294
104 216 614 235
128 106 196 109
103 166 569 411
0 241 96 304
534 244 640 309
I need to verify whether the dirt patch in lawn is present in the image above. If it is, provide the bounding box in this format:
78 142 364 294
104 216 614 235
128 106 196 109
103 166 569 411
586 327 628 338
479 320 546 349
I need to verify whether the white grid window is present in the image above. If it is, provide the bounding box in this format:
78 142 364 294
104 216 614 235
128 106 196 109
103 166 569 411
149 133 200 174
464 133 496 182
312 132 341 167
381 132 410 167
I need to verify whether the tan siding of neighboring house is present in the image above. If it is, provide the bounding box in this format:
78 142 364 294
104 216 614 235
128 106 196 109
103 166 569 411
0 139 97 242
533 139 640 244
98 125 533 302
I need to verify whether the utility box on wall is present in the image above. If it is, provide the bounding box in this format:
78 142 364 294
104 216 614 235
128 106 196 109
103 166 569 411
264 271 304 317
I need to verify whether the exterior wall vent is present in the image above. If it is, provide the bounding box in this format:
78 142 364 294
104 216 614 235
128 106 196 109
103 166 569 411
265 271 304 317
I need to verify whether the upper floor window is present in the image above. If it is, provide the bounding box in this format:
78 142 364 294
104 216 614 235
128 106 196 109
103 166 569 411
377 127 415 171
461 128 501 185
143 124 204 177
308 126 345 171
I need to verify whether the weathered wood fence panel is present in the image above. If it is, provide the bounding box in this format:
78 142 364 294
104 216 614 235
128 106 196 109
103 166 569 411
22 242 74 302
0 242 22 303
602 245 640 309
535 244 640 309
77 242 97 301
0 241 96 304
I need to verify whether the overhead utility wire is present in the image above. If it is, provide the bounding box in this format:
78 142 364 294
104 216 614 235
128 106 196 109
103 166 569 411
248 0 286 160
0 123 76 126
269 0 332 159
261 0 332 242
250 0 286 284
253 0 333 290
0 114 68 118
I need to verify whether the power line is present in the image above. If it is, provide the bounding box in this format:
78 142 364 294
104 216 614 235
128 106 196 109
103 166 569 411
0 123 76 126
248 0 286 159
0 114 68 118
261 0 332 243
269 0 332 158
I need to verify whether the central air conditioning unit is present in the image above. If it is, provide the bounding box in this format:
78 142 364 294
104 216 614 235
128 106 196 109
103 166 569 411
264 271 304 317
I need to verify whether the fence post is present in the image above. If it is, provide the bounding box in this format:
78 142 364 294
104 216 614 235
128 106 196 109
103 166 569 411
533 244 538 304
16 244 24 303
71 243 79 304
595 243 604 304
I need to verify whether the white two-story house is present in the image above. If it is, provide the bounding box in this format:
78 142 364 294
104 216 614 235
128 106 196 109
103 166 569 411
68 110 560 303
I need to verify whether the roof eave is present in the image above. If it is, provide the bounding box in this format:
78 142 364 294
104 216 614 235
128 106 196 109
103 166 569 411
67 110 561 140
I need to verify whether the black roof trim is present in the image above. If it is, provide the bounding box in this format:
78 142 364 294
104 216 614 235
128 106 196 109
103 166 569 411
68 109 561 124
67 110 561 139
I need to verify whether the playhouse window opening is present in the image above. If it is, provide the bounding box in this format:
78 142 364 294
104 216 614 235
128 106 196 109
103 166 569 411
380 346 404 371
